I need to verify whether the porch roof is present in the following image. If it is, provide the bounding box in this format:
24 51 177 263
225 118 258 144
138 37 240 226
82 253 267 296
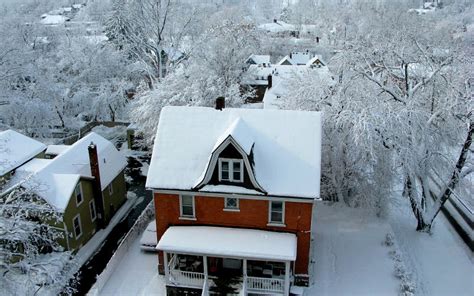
157 226 297 262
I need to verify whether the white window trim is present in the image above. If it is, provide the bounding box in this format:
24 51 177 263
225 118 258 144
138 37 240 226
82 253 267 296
89 200 97 222
179 195 195 219
224 197 240 211
75 183 83 207
108 183 114 195
218 158 244 183
73 214 82 239
268 200 285 226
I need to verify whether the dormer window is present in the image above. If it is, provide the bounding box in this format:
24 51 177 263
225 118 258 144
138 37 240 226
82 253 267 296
218 158 243 183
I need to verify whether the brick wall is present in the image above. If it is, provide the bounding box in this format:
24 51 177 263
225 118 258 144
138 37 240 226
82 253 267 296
154 193 313 275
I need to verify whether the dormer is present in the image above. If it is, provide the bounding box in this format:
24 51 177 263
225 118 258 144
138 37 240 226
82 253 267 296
194 118 266 193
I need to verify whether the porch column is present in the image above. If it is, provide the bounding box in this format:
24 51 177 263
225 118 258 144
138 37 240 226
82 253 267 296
243 259 248 295
284 261 290 296
163 252 169 283
203 255 208 277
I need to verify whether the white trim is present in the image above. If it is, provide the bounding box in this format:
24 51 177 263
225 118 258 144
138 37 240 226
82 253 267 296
89 200 97 222
224 197 239 210
151 189 317 203
75 182 83 207
179 194 195 218
72 213 82 240
194 136 266 193
268 200 285 225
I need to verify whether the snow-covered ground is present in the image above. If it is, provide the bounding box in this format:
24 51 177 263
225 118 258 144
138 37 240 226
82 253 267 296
97 229 165 296
93 201 473 296
308 203 400 296
389 204 474 296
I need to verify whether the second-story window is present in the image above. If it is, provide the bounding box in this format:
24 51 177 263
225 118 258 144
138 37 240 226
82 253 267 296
269 201 285 225
180 195 195 218
75 183 83 206
218 158 244 183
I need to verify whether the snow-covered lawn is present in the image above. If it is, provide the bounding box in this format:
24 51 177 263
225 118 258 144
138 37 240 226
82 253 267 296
308 202 399 296
98 232 165 296
389 205 474 296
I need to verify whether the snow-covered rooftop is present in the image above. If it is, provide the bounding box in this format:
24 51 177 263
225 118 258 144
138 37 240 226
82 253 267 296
9 132 127 212
246 54 271 65
45 144 71 156
146 106 322 199
0 130 47 176
40 14 70 25
263 65 334 109
157 226 297 261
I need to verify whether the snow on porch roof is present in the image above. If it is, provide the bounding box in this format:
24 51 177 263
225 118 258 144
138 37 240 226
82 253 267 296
157 226 297 261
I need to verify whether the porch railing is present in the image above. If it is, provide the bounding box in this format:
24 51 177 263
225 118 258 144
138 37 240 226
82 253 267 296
246 276 285 293
169 269 206 288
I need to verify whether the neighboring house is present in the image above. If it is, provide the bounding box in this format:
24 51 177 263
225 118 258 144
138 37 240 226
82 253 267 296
146 105 322 295
0 130 46 185
241 51 329 103
263 65 334 110
1 132 127 251
258 20 318 39
245 54 271 66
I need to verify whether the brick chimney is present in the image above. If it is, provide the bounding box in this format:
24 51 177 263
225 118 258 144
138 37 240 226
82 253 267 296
215 97 225 110
267 75 272 89
88 142 106 229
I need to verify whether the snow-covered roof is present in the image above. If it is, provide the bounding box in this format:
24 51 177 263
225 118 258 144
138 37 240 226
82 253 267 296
264 65 334 110
0 130 46 176
241 64 275 86
11 132 127 212
147 106 322 199
40 15 70 25
258 21 296 33
246 54 271 65
157 226 297 261
45 145 71 156
306 55 325 66
278 52 313 65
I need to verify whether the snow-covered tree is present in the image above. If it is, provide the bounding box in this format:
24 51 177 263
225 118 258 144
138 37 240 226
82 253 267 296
0 185 77 295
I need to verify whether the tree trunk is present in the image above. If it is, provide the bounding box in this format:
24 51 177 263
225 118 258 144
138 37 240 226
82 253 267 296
427 120 473 226
404 175 430 231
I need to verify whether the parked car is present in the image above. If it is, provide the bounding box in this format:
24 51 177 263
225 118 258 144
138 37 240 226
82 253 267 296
140 220 158 252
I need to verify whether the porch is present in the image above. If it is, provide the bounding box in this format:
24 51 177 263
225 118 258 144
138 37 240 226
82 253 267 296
157 226 297 295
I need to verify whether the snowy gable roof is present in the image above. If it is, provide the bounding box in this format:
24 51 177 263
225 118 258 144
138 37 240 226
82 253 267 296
246 54 271 65
16 132 127 212
0 130 46 176
278 52 313 66
146 106 322 199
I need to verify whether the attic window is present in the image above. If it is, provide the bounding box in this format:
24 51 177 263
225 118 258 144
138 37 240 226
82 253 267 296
218 158 243 183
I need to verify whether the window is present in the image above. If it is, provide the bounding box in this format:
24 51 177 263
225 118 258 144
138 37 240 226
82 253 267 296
218 159 243 182
89 200 97 222
269 201 285 224
75 183 83 206
224 197 239 210
73 214 82 239
108 183 113 195
180 195 195 218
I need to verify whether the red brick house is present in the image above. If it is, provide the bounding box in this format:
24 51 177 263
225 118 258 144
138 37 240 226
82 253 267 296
146 105 322 295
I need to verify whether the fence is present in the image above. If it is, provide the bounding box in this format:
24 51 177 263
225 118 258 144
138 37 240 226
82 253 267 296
87 201 155 295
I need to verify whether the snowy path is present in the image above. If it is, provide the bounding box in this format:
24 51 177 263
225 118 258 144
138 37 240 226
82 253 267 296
99 233 165 296
307 203 399 296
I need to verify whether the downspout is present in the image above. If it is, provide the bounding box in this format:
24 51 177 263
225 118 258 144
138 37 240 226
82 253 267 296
63 221 70 251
